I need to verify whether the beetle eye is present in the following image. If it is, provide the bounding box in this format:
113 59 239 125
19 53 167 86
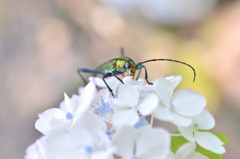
125 63 131 69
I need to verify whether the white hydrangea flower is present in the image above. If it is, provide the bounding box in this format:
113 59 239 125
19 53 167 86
173 142 209 159
178 110 225 154
27 113 113 159
37 126 113 159
25 75 227 159
90 76 122 97
91 88 113 123
157 75 182 86
35 82 97 135
25 138 45 159
111 84 159 128
153 77 206 127
112 126 171 159
90 76 156 128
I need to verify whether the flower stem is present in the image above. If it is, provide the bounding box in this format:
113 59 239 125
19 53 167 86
150 115 154 128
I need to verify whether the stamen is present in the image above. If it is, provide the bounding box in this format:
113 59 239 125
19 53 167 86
65 112 73 120
95 99 113 116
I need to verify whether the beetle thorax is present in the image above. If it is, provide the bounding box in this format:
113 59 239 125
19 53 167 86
114 58 137 77
115 60 126 72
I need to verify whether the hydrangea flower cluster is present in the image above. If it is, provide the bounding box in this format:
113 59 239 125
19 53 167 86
25 75 228 159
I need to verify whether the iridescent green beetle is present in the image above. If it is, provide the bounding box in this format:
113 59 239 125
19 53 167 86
77 48 196 97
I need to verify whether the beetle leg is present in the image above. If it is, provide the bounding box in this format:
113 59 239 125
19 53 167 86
111 73 124 84
136 68 142 80
78 71 87 85
103 74 115 97
77 68 104 85
142 65 153 85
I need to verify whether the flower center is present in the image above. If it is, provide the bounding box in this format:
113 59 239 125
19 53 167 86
134 116 148 129
105 130 112 140
170 104 175 109
193 123 198 129
84 146 92 153
131 156 137 159
106 130 112 136
65 112 73 120
95 99 113 117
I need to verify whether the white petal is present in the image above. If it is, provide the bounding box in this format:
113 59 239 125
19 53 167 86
135 128 170 159
112 109 139 128
43 127 93 158
91 77 106 87
93 76 121 93
60 95 79 114
140 84 156 91
110 98 123 108
123 76 143 85
153 105 173 121
138 93 159 116
193 109 215 130
166 151 175 159
172 89 206 117
68 126 94 146
91 148 115 159
112 126 136 157
178 127 195 142
175 142 196 159
35 108 66 135
76 113 106 138
64 93 72 113
96 131 112 148
171 113 192 127
92 89 110 107
25 143 38 159
118 85 139 107
186 151 209 159
99 110 113 123
78 86 84 96
194 131 225 154
165 75 182 89
175 142 209 159
25 139 46 159
75 81 97 115
70 95 80 113
50 117 70 130
59 101 66 112
36 139 46 159
155 77 174 107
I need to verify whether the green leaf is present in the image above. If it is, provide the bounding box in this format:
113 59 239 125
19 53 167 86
171 131 229 159
171 133 188 153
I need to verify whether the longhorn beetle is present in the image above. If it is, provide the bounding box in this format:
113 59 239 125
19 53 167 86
77 48 196 97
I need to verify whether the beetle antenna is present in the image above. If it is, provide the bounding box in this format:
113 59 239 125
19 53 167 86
120 47 124 57
137 59 196 82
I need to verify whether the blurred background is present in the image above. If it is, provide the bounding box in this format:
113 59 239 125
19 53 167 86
0 0 240 158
